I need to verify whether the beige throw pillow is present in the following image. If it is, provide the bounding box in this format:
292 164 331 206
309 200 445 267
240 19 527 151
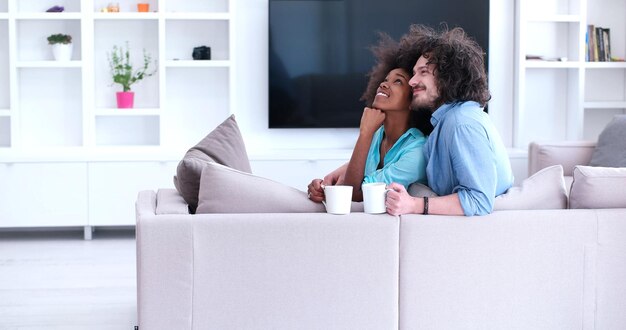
494 165 567 210
569 165 626 209
589 115 626 167
196 162 326 213
174 115 251 213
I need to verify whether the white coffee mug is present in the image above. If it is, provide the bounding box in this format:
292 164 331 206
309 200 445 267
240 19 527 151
322 185 353 215
362 182 390 214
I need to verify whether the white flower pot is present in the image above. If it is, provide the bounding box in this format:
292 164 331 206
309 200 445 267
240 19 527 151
51 43 73 61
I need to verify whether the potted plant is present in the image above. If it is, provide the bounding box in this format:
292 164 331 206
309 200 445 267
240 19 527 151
107 42 157 108
47 33 73 61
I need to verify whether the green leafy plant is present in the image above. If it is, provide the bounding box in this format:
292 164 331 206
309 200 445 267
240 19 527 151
47 33 72 45
107 42 157 92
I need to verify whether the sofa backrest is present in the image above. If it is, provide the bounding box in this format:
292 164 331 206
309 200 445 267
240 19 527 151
399 210 598 329
528 141 596 176
137 209 401 329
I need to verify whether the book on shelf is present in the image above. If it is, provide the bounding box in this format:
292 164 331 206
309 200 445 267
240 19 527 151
603 28 611 62
587 25 613 62
587 24 595 61
596 27 604 62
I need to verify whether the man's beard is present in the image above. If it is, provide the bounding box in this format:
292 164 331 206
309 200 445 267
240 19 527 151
411 100 437 113
410 90 444 113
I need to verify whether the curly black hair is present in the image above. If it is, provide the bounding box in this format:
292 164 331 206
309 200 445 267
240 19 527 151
403 24 491 107
360 30 433 135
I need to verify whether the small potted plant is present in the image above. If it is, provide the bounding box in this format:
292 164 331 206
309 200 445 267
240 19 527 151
107 42 157 108
47 33 73 61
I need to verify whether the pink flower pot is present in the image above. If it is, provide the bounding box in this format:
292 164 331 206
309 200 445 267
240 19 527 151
116 91 134 108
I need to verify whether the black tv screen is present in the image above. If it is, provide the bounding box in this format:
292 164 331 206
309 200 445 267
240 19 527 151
268 0 489 128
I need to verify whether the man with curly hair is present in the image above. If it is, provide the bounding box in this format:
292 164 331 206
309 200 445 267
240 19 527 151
385 25 513 216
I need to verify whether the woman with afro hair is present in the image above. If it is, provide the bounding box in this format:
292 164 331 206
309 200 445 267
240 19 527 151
308 31 432 202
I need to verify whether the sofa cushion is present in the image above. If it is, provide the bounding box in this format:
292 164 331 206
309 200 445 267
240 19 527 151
174 115 251 213
494 165 567 210
196 162 326 213
590 115 626 167
569 165 626 209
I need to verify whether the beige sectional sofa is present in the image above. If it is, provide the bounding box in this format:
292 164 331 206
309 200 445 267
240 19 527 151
136 141 626 329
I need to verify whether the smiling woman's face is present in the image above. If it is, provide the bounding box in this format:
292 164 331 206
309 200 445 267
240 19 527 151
372 68 412 112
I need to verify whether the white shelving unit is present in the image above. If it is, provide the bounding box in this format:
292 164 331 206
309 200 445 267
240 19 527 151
515 0 626 148
0 0 234 234
1 0 233 151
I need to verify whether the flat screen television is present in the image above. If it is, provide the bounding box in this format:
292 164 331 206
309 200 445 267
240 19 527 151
269 0 489 128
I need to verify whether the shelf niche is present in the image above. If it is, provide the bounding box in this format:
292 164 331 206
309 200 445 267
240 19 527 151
166 0 228 13
93 0 157 13
165 20 230 61
94 19 159 109
95 116 160 146
0 19 9 109
17 19 82 62
0 117 10 147
18 68 83 147
16 0 81 13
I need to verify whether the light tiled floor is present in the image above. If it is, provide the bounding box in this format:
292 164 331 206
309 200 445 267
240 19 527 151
0 229 136 329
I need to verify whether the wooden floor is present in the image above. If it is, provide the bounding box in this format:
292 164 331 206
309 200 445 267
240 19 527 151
0 228 137 329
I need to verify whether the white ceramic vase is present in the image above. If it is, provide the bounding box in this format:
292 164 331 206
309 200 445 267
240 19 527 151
52 43 73 61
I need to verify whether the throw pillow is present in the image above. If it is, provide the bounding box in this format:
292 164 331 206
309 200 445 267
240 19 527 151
407 182 438 197
175 114 251 213
196 162 326 213
569 165 626 209
589 115 626 167
494 165 567 210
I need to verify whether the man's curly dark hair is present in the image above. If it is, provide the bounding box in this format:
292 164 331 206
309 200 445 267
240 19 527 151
360 30 433 135
403 24 491 107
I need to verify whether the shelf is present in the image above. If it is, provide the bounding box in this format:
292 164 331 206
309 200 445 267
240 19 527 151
164 12 230 20
16 60 82 68
526 14 581 22
165 60 230 68
95 108 161 116
0 109 10 116
0 13 8 19
93 12 159 20
585 62 626 69
583 101 626 109
524 60 580 68
15 13 82 20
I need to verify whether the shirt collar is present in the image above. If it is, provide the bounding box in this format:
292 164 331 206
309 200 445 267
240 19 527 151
406 127 422 139
380 126 421 141
430 101 480 127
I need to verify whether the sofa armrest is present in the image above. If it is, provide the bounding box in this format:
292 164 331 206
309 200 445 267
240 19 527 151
136 190 157 218
136 211 194 329
528 141 596 176
156 189 189 215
